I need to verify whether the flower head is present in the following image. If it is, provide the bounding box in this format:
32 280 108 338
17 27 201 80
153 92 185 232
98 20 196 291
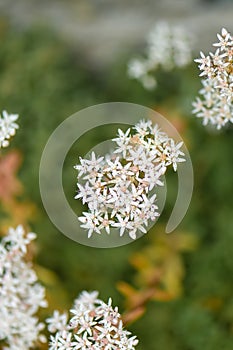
0 225 47 349
0 110 19 148
193 28 233 129
74 119 185 240
128 21 192 90
47 291 139 350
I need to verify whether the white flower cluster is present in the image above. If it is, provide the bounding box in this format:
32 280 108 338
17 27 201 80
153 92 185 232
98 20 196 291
0 225 47 350
74 119 185 239
128 21 192 90
193 28 233 129
0 110 19 148
47 290 139 350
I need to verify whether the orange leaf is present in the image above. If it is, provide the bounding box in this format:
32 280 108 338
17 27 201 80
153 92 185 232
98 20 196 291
122 307 145 326
0 150 22 202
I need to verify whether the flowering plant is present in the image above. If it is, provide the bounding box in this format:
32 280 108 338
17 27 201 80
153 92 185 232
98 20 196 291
0 226 47 350
128 21 192 90
74 119 185 239
193 27 233 129
47 291 139 350
0 110 19 149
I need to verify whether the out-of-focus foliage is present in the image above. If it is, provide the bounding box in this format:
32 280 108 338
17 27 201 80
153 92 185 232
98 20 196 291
0 16 232 350
0 151 22 202
0 150 37 230
118 226 198 324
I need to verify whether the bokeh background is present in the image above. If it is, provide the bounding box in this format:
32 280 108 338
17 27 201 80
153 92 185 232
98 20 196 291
0 0 233 349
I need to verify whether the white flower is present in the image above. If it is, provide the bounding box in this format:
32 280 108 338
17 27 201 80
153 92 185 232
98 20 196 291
164 140 185 171
128 21 193 90
194 51 211 68
193 27 233 129
141 74 157 90
74 183 92 204
98 213 114 234
3 225 36 254
0 225 47 349
75 290 100 307
112 215 134 237
47 310 68 333
47 291 139 350
213 27 233 51
0 110 19 148
74 119 185 240
78 211 102 238
127 58 148 79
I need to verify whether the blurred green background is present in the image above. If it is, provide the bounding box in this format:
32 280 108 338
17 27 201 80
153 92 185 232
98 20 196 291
0 1 233 348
